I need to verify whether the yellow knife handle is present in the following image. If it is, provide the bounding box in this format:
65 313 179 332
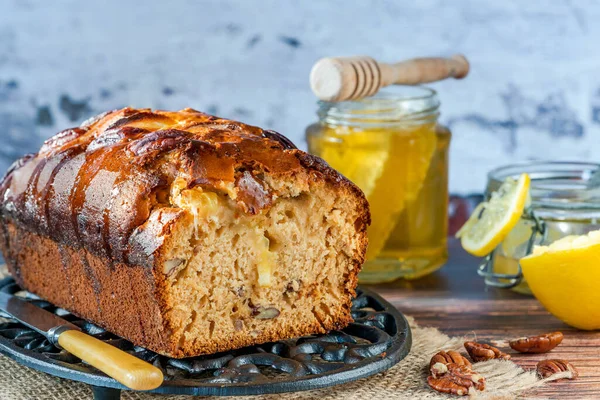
57 330 164 391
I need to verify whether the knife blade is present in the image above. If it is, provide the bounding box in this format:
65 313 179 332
0 291 163 391
0 291 80 339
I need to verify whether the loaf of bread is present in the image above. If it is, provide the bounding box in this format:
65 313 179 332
0 108 369 358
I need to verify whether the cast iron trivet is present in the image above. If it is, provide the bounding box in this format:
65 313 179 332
0 277 411 400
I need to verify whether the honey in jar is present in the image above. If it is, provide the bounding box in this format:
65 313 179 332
306 86 450 283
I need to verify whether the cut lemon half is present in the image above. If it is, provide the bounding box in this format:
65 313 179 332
521 230 600 330
456 173 530 257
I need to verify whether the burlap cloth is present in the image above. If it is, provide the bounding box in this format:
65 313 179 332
0 267 564 400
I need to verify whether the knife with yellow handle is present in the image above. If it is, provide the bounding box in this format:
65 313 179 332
0 291 163 391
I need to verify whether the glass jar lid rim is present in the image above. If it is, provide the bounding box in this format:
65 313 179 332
488 161 600 182
317 85 440 124
318 85 438 106
488 161 600 212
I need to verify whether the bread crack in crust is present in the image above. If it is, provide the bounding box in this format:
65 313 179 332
0 108 370 357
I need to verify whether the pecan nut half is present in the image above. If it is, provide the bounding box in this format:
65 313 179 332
427 375 471 396
427 363 485 395
537 359 578 380
509 332 563 353
464 341 511 362
446 363 486 391
430 350 471 376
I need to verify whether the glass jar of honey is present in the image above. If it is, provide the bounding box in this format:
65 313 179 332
481 161 600 294
306 86 450 283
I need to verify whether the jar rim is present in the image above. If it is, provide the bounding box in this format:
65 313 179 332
317 85 440 126
319 85 438 105
488 161 600 185
487 161 600 215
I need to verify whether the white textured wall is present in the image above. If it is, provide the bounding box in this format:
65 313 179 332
1 0 599 193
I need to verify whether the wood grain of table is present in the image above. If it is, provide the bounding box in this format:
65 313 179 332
366 239 600 399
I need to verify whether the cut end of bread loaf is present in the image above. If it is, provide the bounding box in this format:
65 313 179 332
0 108 369 358
155 175 364 357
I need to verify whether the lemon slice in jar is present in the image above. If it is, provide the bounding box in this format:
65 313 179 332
456 173 530 257
520 231 600 330
318 125 437 261
364 126 437 260
317 128 390 198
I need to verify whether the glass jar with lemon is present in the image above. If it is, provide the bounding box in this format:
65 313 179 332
306 86 450 283
458 162 600 330
480 162 600 294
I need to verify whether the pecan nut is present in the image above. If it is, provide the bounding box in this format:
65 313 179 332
509 332 563 353
447 363 485 391
427 363 485 395
464 341 511 362
429 350 471 376
537 359 578 380
427 375 471 396
251 306 280 320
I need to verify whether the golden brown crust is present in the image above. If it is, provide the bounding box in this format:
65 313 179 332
0 108 369 263
0 108 370 357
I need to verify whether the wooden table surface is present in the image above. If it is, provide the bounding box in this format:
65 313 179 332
366 239 600 399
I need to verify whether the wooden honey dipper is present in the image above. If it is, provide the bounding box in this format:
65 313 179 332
310 55 469 102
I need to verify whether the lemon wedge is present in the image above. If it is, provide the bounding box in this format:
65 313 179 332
456 173 530 257
521 230 600 330
316 129 390 198
364 126 437 260
317 125 437 261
